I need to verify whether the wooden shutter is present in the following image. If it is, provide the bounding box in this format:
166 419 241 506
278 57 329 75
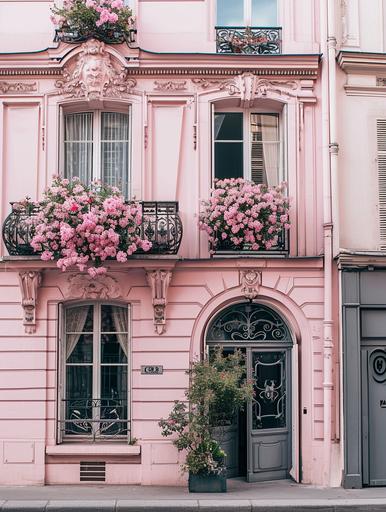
251 130 265 184
377 120 386 250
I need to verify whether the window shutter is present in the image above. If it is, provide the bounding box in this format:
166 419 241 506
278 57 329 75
377 120 386 250
251 131 265 184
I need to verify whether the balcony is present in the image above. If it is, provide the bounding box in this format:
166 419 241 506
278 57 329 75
215 26 281 55
213 228 288 256
54 27 137 45
2 201 183 257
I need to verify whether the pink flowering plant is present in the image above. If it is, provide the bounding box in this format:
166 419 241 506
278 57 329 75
51 0 135 43
25 176 151 276
199 178 291 254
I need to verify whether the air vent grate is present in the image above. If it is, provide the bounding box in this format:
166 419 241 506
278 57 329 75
80 461 106 482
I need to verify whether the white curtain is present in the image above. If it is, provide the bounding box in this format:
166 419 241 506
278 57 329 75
64 113 93 183
111 306 128 358
101 112 130 195
66 306 90 360
261 115 279 187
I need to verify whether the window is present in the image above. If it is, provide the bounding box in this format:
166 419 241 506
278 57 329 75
216 0 277 27
63 110 131 195
59 303 129 442
214 111 282 185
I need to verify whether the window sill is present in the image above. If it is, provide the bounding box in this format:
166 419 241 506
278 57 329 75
46 443 141 457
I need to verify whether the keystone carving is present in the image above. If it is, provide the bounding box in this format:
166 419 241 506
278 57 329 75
65 273 121 299
0 81 37 94
55 39 136 99
18 271 42 334
146 269 172 335
239 269 261 301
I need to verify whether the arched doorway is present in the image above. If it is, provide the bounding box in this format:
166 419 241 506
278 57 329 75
206 302 293 482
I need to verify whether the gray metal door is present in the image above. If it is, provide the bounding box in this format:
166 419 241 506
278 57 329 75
362 347 386 486
247 348 291 482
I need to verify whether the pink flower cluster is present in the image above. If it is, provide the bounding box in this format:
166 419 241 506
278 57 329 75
199 178 291 254
51 0 134 35
28 176 151 276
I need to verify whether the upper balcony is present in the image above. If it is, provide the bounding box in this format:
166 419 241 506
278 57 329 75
215 26 282 55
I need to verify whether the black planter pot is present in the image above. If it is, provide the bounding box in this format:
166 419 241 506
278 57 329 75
188 472 227 493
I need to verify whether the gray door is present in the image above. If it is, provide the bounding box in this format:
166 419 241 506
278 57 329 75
247 348 291 482
362 347 386 486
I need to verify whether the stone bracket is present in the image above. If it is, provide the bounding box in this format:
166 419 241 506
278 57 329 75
146 269 172 335
239 269 261 300
18 271 42 334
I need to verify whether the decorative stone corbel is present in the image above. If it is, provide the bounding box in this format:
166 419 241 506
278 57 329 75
18 271 42 334
146 269 172 335
239 269 261 301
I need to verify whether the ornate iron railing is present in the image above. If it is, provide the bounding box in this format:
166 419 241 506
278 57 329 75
213 228 288 255
54 27 137 45
216 26 281 55
2 201 183 256
60 397 129 441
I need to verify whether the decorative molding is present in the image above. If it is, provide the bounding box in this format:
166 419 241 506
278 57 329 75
153 80 187 91
0 69 62 77
146 269 172 335
18 271 42 334
239 269 261 301
55 39 136 99
0 81 37 94
65 273 121 299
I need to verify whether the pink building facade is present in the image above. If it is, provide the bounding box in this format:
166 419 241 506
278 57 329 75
0 0 342 487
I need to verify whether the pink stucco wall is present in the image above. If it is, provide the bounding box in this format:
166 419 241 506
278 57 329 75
0 0 342 488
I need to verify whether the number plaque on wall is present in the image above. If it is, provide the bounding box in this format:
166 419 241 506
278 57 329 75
141 365 164 375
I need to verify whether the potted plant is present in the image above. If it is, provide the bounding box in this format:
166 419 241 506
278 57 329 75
159 347 253 493
11 176 151 275
199 178 291 254
51 0 135 44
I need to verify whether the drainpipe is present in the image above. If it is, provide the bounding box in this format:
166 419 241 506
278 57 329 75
320 0 335 487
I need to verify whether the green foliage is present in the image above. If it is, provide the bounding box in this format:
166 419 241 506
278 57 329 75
159 347 253 475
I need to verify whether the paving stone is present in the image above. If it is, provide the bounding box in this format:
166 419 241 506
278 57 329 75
2 502 48 512
198 499 252 511
45 500 115 512
116 500 199 512
251 501 334 512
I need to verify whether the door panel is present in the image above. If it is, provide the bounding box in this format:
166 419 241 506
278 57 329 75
363 347 386 486
248 349 291 482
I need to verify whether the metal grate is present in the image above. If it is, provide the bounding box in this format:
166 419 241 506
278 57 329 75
80 461 106 482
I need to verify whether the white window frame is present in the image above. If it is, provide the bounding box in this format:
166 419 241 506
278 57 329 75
216 0 278 27
59 105 132 197
212 106 286 184
57 301 131 444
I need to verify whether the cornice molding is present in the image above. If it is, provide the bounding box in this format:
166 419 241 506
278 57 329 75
338 50 386 74
337 251 386 269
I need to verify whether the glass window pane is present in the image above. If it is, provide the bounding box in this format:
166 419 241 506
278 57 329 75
101 334 128 364
252 0 277 26
65 366 93 435
66 305 93 333
67 334 93 363
66 365 92 400
101 366 128 436
64 113 93 183
101 365 128 400
251 114 280 185
101 112 130 195
215 113 243 140
101 305 128 332
215 142 244 179
217 0 244 26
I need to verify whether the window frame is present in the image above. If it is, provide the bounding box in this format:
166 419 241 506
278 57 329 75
57 301 131 444
212 106 286 185
216 0 279 28
59 104 133 197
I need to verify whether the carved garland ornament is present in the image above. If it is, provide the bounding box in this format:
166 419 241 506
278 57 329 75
0 82 37 94
55 39 136 99
18 271 42 334
153 80 187 91
65 273 121 299
146 269 172 335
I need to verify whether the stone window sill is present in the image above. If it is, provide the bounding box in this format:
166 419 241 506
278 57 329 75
46 444 141 457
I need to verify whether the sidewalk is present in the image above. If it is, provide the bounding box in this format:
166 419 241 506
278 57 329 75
2 479 386 511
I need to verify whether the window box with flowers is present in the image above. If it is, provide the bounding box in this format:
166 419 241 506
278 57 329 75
199 178 290 255
51 0 136 44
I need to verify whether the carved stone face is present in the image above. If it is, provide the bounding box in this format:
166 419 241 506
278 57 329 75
81 56 106 93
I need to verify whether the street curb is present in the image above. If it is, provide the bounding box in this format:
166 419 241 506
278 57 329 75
2 499 386 511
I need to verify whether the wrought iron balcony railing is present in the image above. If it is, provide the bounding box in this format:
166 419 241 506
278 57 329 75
2 201 182 257
61 397 129 441
54 27 137 45
213 228 288 255
216 26 281 55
